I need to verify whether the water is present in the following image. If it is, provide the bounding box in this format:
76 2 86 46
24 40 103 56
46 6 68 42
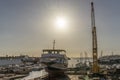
21 69 47 80
0 58 90 67
0 59 22 66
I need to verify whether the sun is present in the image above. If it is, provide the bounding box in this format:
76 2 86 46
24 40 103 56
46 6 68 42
55 16 67 30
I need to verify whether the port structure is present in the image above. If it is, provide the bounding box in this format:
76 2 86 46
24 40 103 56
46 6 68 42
91 2 99 73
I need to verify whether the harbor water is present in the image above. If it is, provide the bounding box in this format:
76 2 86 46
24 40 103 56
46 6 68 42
16 69 48 80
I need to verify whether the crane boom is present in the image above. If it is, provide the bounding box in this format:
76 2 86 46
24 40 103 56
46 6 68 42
91 2 99 73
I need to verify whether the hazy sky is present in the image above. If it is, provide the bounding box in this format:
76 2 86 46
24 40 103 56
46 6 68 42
0 0 120 57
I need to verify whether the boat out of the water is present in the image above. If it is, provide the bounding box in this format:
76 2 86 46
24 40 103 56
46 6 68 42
40 41 68 76
40 49 68 74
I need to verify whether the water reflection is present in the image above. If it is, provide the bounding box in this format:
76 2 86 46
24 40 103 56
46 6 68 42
20 69 71 80
21 69 47 80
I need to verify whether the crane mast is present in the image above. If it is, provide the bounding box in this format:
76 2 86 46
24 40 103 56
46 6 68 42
91 2 99 73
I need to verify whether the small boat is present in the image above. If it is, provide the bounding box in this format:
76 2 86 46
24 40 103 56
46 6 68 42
13 67 31 74
32 64 43 71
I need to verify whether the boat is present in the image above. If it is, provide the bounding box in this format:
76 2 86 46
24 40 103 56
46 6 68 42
0 55 25 66
40 41 68 76
13 67 31 74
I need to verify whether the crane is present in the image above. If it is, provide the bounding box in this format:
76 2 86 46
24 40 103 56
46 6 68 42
91 2 99 74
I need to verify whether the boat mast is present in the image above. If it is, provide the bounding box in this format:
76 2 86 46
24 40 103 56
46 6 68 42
91 2 99 73
85 51 87 64
53 40 55 50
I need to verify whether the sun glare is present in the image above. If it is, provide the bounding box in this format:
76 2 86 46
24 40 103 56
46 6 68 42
55 16 67 30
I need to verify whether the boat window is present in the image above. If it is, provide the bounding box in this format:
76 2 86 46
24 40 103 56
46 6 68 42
52 51 54 54
42 57 56 61
60 52 66 54
55 51 57 54
43 52 48 54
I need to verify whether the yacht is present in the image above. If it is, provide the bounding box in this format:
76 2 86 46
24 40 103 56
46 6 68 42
40 41 68 75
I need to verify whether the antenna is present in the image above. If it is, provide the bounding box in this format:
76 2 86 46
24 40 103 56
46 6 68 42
101 50 103 57
53 40 55 50
84 51 87 63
